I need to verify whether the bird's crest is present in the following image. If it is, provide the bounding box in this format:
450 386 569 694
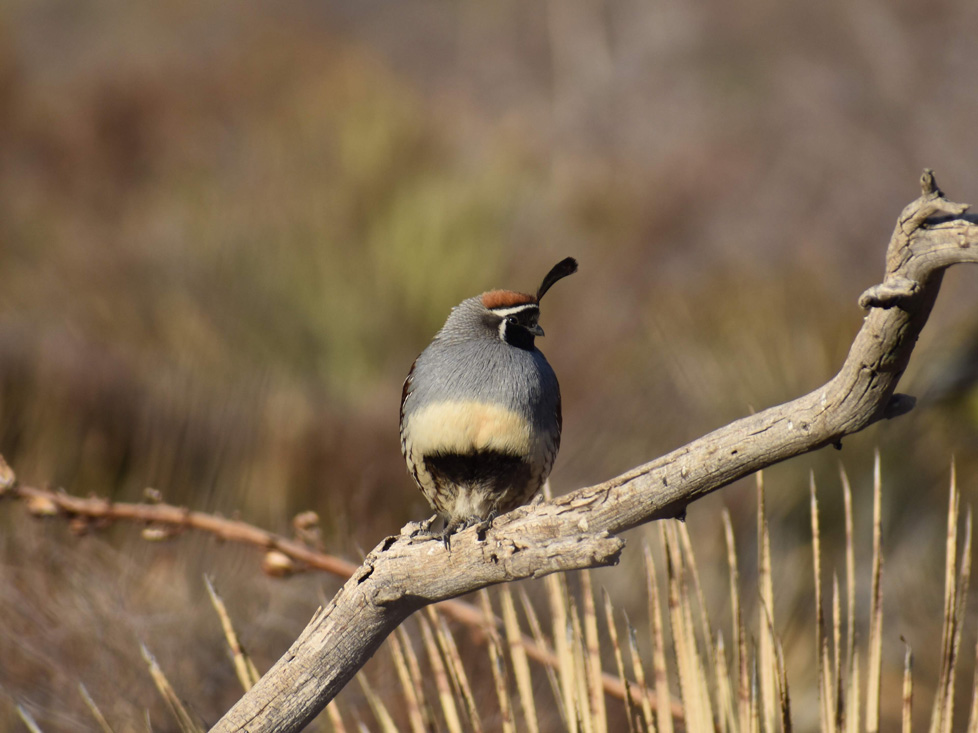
481 290 537 310
480 257 578 310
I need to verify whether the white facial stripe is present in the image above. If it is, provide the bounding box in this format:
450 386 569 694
491 304 539 318
494 303 538 342
404 401 535 458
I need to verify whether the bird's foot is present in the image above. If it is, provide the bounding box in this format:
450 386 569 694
474 511 497 541
440 513 495 550
440 519 463 550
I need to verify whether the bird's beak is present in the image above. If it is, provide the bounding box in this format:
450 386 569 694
529 324 545 337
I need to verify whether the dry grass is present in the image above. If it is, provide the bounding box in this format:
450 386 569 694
2 457 974 731
330 463 970 732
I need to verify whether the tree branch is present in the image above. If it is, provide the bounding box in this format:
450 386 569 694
108 172 978 730
208 171 978 730
0 479 358 578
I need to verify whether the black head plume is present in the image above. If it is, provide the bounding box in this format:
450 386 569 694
536 257 578 302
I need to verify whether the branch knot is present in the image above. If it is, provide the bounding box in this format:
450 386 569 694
858 276 919 309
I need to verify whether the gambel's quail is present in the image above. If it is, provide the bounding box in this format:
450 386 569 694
400 257 578 546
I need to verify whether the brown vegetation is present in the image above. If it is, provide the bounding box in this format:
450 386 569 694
1 1 977 731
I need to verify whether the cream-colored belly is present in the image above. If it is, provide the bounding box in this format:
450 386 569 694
403 400 555 519
403 400 536 459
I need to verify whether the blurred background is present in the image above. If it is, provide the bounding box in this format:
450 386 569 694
1 0 977 730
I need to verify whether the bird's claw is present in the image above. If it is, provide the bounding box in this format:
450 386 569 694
474 511 497 541
439 513 496 550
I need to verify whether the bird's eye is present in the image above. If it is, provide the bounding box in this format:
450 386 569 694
506 316 518 325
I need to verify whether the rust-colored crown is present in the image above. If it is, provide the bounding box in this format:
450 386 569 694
479 258 578 311
480 290 537 310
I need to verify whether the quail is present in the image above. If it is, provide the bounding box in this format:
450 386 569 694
400 257 578 546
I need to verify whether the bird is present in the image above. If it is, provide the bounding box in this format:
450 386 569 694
399 257 578 547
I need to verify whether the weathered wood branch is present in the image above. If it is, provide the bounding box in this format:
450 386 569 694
214 170 977 732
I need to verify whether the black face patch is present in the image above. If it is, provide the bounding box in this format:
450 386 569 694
489 303 540 350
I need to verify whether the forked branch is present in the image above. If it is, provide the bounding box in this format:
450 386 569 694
207 170 977 731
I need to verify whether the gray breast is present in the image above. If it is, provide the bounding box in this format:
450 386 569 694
403 336 559 430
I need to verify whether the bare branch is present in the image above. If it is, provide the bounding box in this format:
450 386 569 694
208 171 978 732
1 478 359 578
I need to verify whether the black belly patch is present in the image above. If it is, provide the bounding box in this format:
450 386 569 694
424 450 532 491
